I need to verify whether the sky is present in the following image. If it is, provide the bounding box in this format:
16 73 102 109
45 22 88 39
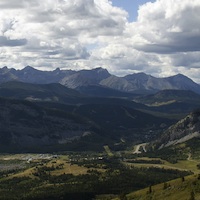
0 0 200 83
112 0 155 21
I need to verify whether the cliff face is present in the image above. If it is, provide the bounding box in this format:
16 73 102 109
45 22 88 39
154 110 200 149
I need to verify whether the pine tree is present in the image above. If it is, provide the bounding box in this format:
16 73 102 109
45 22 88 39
149 185 152 193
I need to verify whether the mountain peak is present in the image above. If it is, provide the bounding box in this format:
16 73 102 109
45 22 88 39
0 66 9 73
170 73 188 79
91 67 110 75
54 67 61 72
93 67 107 71
23 66 36 71
2 66 8 70
78 67 111 79
124 72 151 80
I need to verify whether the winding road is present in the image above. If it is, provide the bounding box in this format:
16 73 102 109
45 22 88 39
133 143 147 154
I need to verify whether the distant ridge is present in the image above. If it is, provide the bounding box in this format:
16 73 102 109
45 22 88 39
134 89 200 105
0 81 83 104
1 66 200 94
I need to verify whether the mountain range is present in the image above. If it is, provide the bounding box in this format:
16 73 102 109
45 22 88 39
1 66 200 95
0 66 200 152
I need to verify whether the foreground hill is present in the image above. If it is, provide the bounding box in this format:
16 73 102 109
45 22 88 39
104 111 200 200
119 174 200 200
1 66 200 95
139 109 200 164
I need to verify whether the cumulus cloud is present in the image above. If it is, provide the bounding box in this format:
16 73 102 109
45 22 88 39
95 0 200 80
0 0 200 82
0 0 128 67
130 0 200 54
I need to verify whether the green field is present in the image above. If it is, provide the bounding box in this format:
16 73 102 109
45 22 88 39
0 143 199 200
0 151 194 200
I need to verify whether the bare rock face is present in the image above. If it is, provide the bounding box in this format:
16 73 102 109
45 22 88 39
154 110 200 149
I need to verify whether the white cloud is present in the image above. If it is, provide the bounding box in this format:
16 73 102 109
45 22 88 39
0 0 200 82
0 0 128 67
130 0 200 54
98 0 200 80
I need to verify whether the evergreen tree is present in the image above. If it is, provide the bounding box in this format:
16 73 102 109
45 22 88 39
149 185 152 194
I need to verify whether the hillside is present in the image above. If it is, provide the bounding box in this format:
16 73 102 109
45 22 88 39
134 89 200 106
153 110 200 149
72 103 173 143
100 110 200 200
0 97 103 152
1 81 198 120
0 81 151 111
76 85 136 98
0 81 85 104
118 174 200 200
134 90 200 116
0 95 176 152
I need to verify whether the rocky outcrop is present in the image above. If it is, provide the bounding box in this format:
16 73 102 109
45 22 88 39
154 110 200 149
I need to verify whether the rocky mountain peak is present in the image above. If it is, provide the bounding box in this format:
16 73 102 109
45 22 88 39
93 67 108 73
0 66 9 74
23 66 36 71
0 66 200 94
84 67 110 78
124 72 151 81
54 67 61 72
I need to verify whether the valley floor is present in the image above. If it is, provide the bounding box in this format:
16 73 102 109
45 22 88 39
0 146 199 200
